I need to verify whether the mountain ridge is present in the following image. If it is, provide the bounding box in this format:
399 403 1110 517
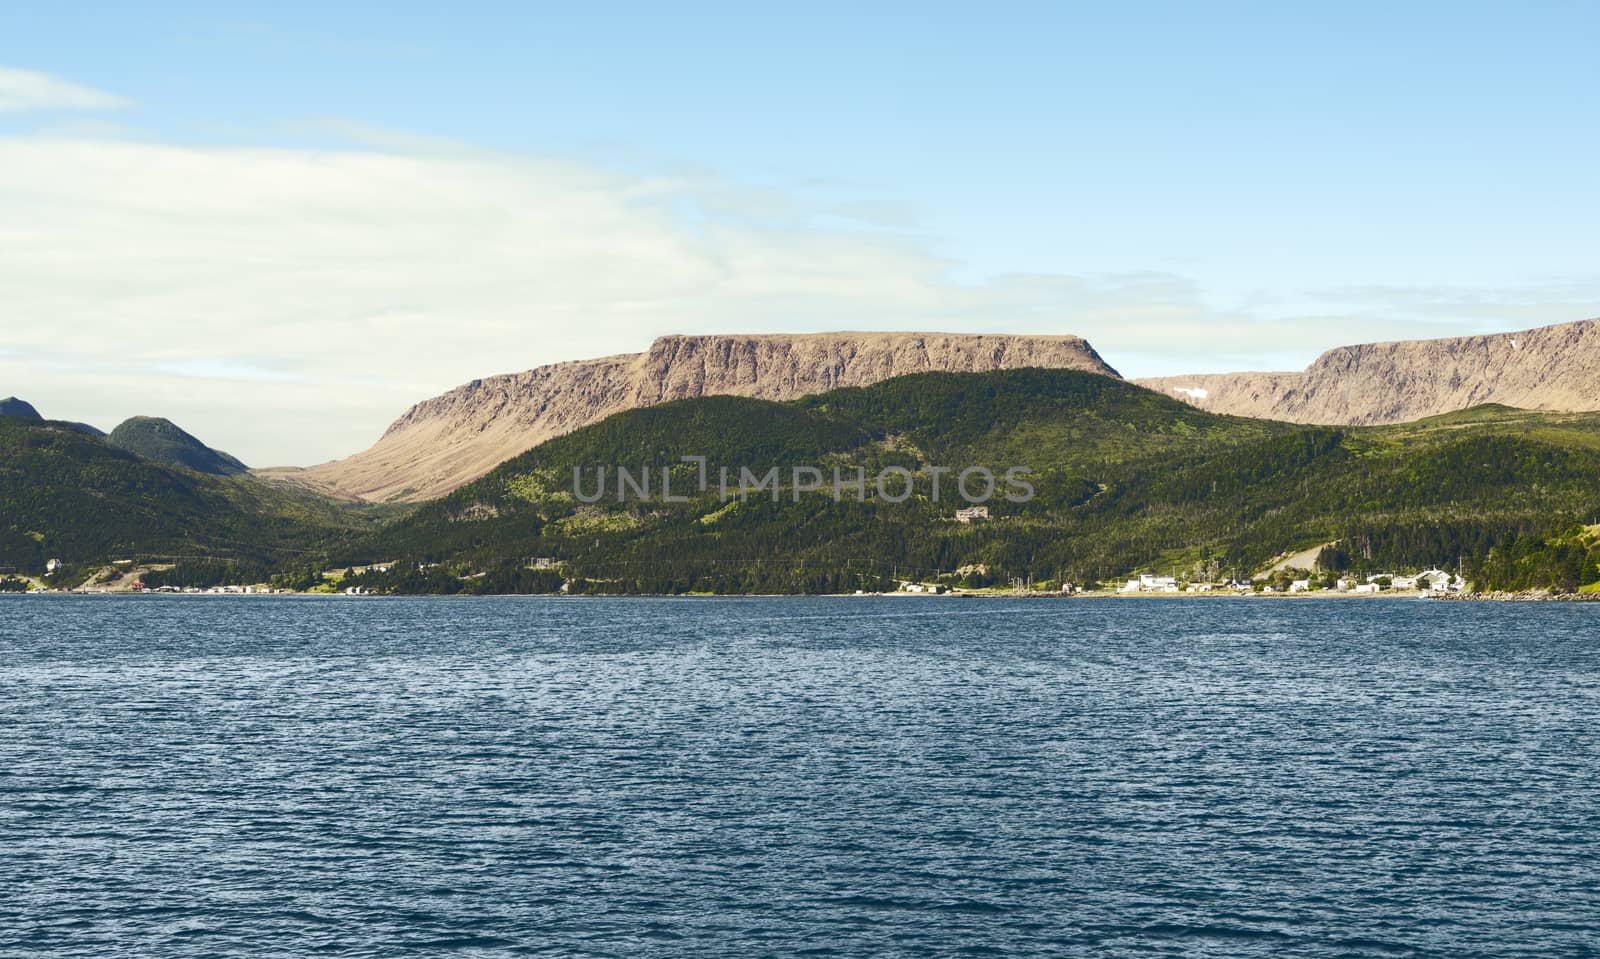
1137 319 1600 424
267 331 1119 503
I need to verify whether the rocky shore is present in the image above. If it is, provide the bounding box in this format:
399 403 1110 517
1430 590 1600 602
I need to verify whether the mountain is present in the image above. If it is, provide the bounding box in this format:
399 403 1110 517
332 369 1600 595
1137 319 1600 424
0 397 42 420
107 416 249 476
1 396 106 436
0 417 375 578
266 332 1119 503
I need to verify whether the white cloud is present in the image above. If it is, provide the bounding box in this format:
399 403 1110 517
0 67 128 114
0 131 1594 467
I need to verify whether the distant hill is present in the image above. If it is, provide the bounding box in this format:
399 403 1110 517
1138 319 1600 424
0 417 378 578
0 397 42 420
2 396 106 437
108 417 248 476
266 331 1121 503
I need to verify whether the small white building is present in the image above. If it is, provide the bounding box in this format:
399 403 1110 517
954 506 990 523
1415 569 1461 591
1289 579 1311 593
1119 574 1179 593
1355 583 1382 594
45 558 61 575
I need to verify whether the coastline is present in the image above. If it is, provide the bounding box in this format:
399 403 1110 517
12 587 1598 602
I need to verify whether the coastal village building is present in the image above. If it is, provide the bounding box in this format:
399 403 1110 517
954 506 990 523
1119 574 1179 594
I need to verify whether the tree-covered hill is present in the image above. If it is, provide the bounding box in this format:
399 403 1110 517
1 396 43 420
12 368 1599 593
107 416 249 475
0 417 381 578
331 370 1600 594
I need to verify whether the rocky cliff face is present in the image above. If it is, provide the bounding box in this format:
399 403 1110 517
1137 319 1600 425
273 332 1119 502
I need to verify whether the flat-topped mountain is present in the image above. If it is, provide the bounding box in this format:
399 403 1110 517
108 416 249 476
1138 319 1600 424
271 332 1119 502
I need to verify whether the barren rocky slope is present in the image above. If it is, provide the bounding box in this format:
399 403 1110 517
268 332 1118 502
1137 319 1600 425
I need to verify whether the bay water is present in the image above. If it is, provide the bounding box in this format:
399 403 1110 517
3 595 1597 956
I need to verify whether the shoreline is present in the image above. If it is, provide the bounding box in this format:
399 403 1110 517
9 588 1598 602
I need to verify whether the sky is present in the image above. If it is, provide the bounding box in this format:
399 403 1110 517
1 1 1597 466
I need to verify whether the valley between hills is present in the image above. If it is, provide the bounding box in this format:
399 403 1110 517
6 321 1600 597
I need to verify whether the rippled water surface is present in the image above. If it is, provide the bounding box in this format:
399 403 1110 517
2 595 1598 957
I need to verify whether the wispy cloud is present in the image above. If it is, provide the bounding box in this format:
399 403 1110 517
0 67 129 114
0 118 1594 466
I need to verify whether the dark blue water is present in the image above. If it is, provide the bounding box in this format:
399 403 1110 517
2 596 1597 957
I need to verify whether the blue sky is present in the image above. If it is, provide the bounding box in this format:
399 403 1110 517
1 2 1597 464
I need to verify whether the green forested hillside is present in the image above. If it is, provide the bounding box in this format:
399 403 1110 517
330 370 1600 594
11 370 1599 593
0 417 381 578
107 416 249 475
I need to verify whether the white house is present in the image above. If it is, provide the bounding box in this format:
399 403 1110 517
1416 569 1460 591
45 558 61 575
954 506 990 523
1355 583 1382 593
1120 574 1179 593
1289 579 1311 593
